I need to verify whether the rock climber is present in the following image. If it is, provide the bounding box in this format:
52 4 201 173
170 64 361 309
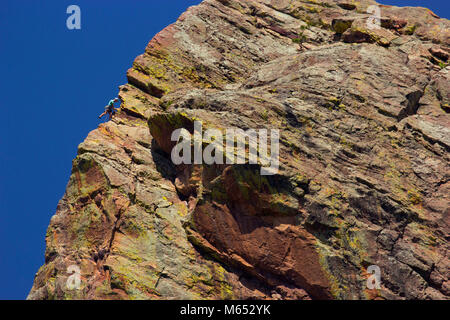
98 97 120 120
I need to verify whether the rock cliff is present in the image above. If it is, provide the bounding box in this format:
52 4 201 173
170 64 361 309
28 0 449 300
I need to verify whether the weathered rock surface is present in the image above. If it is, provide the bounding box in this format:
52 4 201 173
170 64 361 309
29 0 449 300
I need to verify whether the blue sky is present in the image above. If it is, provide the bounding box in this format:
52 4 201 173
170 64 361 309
0 1 448 300
381 0 449 17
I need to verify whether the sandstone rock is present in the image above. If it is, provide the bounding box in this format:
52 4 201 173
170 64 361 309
342 19 398 46
429 46 449 62
28 0 450 300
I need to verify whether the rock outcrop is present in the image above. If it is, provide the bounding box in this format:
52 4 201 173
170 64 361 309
28 0 449 300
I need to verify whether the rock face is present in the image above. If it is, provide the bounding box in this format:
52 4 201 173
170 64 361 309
28 0 449 300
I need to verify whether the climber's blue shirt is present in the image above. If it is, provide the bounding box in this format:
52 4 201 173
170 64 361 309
105 99 116 111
